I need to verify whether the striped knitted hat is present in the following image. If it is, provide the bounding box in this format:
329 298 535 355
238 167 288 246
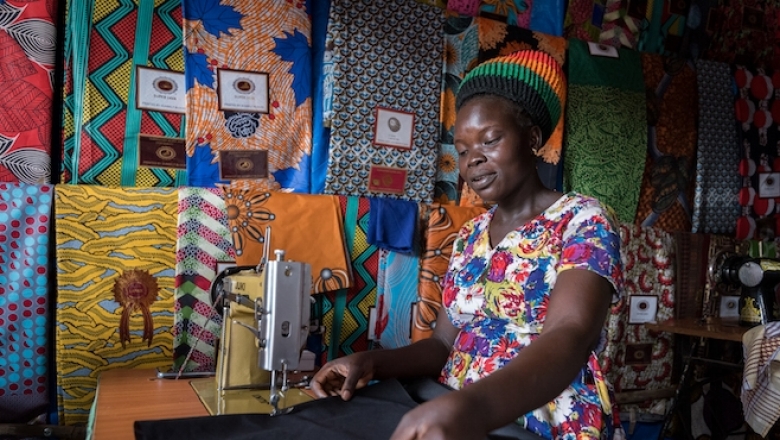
456 50 566 143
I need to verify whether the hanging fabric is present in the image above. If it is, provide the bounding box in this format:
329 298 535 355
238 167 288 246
733 65 780 241
0 1 57 184
634 53 698 232
310 0 332 194
635 0 689 56
323 0 445 203
54 185 177 425
437 14 478 205
173 187 235 373
375 248 420 349
320 196 379 363
599 0 642 49
182 0 312 192
414 203 486 342
562 38 646 224
0 183 52 423
691 60 741 235
479 0 565 36
61 0 187 187
600 223 675 414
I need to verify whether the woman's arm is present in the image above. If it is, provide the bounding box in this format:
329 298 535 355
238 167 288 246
310 305 460 399
390 268 613 439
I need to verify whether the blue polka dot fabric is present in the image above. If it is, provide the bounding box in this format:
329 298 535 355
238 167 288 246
0 183 52 422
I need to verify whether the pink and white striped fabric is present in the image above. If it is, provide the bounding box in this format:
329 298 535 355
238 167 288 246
742 321 780 437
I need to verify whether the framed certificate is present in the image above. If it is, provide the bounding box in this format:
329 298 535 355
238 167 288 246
373 107 415 150
587 42 619 58
217 69 270 113
628 295 658 324
135 67 186 114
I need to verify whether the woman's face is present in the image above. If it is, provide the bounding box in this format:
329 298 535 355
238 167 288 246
454 95 541 204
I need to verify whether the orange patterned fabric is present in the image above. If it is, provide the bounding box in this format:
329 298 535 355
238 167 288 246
414 203 486 341
634 53 698 232
223 183 352 294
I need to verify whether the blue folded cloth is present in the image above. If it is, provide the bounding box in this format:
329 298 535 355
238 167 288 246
367 197 418 254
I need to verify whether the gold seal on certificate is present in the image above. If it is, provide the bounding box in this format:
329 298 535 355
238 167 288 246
218 69 270 113
628 295 659 324
373 107 415 150
219 150 269 180
136 67 186 114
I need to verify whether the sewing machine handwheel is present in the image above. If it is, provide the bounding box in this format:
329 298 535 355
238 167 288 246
211 265 257 315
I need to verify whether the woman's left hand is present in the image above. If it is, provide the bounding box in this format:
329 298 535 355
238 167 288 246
389 391 488 440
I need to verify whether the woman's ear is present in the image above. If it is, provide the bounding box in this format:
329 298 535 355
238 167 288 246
529 125 543 155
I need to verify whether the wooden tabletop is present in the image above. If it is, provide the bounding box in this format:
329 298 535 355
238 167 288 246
91 369 209 440
644 316 749 343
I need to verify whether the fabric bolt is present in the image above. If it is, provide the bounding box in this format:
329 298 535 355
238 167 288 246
691 60 740 235
741 321 780 437
437 14 478 204
319 196 379 364
685 0 780 70
367 197 418 254
599 0 641 48
0 183 52 423
323 0 445 203
563 0 605 43
61 0 187 187
563 38 647 224
310 0 332 194
415 203 486 342
375 249 419 349
733 65 780 241
635 0 688 56
55 185 177 426
439 192 623 439
173 187 235 373
634 53 698 232
478 0 566 36
224 186 351 295
0 0 57 184
183 1 312 192
600 223 675 414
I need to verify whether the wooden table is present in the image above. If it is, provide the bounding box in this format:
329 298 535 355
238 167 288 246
644 316 749 342
91 369 209 440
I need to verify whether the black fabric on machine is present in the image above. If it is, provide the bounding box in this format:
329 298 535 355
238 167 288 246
134 378 543 440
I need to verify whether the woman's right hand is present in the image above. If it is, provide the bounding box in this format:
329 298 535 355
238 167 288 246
309 352 376 401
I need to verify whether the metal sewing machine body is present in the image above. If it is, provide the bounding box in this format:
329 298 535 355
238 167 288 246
215 249 312 415
716 254 780 327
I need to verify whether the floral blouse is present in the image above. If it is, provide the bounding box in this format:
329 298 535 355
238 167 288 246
438 192 624 440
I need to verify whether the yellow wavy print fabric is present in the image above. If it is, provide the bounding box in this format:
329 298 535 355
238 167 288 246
54 185 177 426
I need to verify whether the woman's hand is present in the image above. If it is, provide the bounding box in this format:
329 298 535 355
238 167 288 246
389 391 488 440
309 352 376 401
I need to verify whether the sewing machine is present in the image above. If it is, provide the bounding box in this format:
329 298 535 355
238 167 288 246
190 245 316 416
713 253 780 327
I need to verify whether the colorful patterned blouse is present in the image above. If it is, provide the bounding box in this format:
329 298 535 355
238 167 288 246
439 192 624 440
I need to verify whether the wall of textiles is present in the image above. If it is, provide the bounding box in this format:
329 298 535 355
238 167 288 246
2 0 780 437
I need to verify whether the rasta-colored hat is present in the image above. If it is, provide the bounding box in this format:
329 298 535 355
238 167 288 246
455 50 566 143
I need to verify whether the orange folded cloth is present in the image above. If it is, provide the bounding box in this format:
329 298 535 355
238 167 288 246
223 184 352 294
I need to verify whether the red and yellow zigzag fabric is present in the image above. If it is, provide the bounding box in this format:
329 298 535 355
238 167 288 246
61 0 186 187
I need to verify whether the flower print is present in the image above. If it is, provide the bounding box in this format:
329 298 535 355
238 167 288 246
493 336 521 360
562 242 592 263
221 185 274 256
497 291 524 319
487 250 511 282
456 256 487 287
439 150 457 174
455 331 476 352
441 275 457 306
475 336 492 357
477 18 507 51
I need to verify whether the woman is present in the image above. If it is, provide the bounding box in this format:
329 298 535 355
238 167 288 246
311 50 624 440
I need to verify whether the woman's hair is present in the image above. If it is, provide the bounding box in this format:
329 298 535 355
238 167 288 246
455 50 566 145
